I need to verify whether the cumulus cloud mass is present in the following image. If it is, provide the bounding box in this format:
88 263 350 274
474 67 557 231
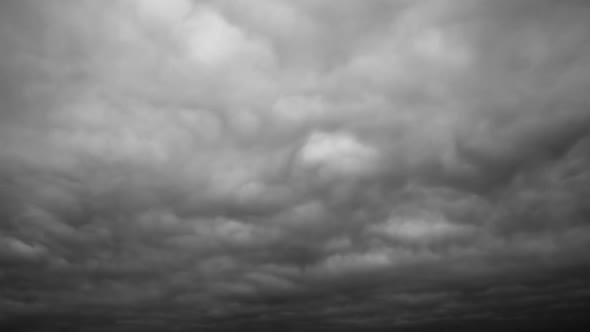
2 0 590 331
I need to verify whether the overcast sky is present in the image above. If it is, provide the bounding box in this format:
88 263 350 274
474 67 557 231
1 0 590 331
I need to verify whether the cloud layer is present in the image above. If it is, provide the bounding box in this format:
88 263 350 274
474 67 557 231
1 0 590 331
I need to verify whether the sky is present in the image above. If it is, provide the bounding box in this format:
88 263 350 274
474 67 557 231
1 0 590 331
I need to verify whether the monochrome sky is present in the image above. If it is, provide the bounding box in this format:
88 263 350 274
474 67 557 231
1 1 590 331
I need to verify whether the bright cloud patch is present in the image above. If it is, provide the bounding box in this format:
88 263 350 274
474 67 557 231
299 131 379 178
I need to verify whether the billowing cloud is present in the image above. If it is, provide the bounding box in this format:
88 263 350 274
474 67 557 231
1 0 590 331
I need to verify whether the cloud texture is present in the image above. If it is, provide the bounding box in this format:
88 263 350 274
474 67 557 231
1 0 590 330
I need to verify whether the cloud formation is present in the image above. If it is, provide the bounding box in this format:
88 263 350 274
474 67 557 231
1 0 590 331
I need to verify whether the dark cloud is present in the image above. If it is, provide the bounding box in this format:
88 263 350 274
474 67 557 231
1 0 590 331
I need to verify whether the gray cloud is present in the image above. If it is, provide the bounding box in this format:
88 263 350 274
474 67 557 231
1 0 590 331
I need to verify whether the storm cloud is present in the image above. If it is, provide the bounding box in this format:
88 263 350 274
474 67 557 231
1 0 590 331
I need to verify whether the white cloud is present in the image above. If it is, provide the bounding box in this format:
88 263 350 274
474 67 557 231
312 248 394 277
298 131 379 179
370 212 473 243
